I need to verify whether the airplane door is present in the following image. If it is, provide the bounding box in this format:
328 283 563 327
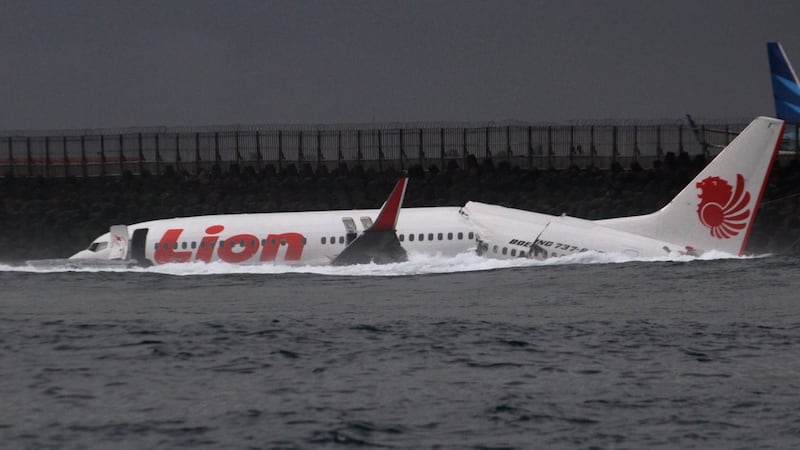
342 217 358 244
130 228 151 266
359 216 373 229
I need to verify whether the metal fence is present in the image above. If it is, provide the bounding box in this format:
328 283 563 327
1 120 796 177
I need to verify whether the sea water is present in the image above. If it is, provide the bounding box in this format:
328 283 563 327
1 253 799 448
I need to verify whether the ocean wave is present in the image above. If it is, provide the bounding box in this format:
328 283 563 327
1 250 754 277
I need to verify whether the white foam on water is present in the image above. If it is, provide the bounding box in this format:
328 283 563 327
1 249 758 277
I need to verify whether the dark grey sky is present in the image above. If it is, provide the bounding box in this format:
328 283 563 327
1 0 799 130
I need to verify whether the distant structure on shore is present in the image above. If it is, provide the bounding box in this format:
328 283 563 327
4 118 793 178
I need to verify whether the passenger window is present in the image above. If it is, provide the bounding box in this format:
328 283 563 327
219 240 225 247
468 232 474 240
409 234 414 241
153 243 158 250
182 242 187 249
321 237 327 244
200 241 206 248
261 239 266 246
271 239 276 246
399 234 404 242
330 236 335 244
511 249 517 257
191 241 197 249
173 242 178 250
250 239 256 247
419 233 424 241
302 238 307 245
428 233 434 241
457 232 463 240
447 232 453 240
493 245 498 253
339 236 344 244
281 239 286 246
502 247 508 255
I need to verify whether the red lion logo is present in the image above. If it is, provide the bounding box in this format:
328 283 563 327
696 174 751 239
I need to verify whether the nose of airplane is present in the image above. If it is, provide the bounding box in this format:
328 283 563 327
69 248 111 260
68 249 95 259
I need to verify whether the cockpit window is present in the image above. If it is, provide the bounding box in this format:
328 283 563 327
88 242 108 252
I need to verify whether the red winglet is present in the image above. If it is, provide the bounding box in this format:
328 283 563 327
370 178 408 232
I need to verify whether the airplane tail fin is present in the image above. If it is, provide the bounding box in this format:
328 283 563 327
599 117 785 255
767 42 800 122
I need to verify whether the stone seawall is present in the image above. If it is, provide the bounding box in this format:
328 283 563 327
2 155 798 262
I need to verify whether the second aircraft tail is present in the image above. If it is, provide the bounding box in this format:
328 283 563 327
767 42 800 122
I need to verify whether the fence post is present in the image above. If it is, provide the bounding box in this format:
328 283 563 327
81 135 87 177
316 130 322 171
418 128 424 166
195 132 201 174
590 126 596 167
7 137 13 177
256 131 263 170
569 126 574 166
527 126 533 169
796 124 800 154
678 125 684 154
356 130 362 165
45 136 50 177
656 125 663 160
337 130 343 167
633 126 640 162
176 133 182 171
612 126 619 163
484 126 491 159
700 125 709 158
214 132 221 163
506 126 511 164
100 135 106 176
138 133 144 175
62 136 69 177
278 130 284 173
439 128 445 170
400 129 406 170
462 128 467 169
378 129 384 173
25 136 33 177
119 134 124 175
298 131 304 166
155 133 161 175
235 131 242 165
547 126 553 169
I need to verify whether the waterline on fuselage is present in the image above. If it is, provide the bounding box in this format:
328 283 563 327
3 250 755 276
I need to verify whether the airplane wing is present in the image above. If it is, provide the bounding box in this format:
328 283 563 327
331 178 409 265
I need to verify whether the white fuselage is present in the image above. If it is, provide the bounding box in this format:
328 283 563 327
69 118 784 265
71 207 478 265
